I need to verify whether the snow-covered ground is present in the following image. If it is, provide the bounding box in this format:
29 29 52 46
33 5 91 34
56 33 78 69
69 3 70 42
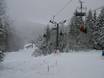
0 48 104 78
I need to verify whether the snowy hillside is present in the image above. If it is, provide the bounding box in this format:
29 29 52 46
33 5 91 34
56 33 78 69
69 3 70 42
0 48 104 78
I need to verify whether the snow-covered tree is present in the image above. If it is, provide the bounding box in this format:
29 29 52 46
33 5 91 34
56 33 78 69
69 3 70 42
85 10 93 33
70 15 82 34
68 13 89 50
91 11 99 49
68 15 79 50
36 25 52 55
85 10 94 48
0 0 8 62
42 25 51 54
94 7 104 49
0 50 4 62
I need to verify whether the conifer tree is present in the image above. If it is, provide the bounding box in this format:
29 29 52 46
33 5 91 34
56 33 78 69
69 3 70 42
69 11 92 50
85 10 94 48
0 0 7 62
95 7 104 49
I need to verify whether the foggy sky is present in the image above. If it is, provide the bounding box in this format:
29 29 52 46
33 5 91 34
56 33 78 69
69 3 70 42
5 0 104 25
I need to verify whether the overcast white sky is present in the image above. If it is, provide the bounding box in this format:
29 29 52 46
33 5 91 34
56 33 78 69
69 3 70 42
5 0 104 25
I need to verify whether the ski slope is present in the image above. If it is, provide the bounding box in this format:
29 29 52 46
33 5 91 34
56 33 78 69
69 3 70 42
0 48 104 78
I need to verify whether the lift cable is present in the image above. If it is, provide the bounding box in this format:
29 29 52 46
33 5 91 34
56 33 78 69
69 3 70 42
53 0 73 19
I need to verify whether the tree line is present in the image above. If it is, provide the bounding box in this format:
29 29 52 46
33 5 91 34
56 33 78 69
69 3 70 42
35 7 104 55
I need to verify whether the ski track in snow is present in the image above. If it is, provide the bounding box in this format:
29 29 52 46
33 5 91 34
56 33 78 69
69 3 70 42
0 48 104 78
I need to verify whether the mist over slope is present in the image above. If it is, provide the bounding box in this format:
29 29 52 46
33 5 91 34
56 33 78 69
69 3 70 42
9 20 45 51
